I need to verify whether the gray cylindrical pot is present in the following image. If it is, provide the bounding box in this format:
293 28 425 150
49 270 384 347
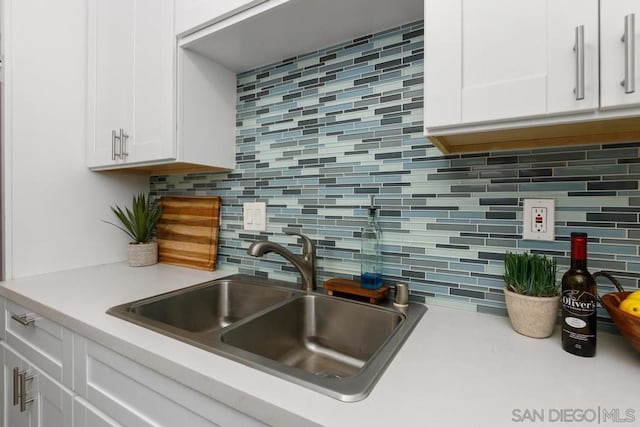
128 241 158 267
503 287 560 338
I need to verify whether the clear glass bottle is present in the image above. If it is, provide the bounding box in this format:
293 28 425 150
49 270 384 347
361 196 383 289
561 232 597 357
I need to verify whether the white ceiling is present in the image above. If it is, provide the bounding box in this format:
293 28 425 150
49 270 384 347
183 0 424 73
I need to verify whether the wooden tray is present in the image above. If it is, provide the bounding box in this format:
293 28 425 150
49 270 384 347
323 278 389 304
157 196 220 271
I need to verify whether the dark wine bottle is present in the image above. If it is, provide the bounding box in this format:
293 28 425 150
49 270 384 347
561 232 597 357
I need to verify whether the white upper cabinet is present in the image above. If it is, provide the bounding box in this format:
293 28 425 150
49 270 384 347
425 0 640 153
600 1 640 109
175 0 266 35
87 0 174 169
425 0 599 128
87 0 237 173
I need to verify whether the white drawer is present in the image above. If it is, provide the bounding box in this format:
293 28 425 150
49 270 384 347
74 337 266 427
3 298 73 387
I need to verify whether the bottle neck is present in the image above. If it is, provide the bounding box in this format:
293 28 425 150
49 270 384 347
571 259 588 270
570 234 588 270
368 207 377 220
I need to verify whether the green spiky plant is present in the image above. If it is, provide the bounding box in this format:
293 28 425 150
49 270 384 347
104 193 161 244
504 251 559 297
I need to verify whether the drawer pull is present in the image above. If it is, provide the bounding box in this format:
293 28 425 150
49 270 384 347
11 313 36 326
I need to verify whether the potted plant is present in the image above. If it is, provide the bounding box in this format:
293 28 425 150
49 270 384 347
104 193 161 267
503 251 560 338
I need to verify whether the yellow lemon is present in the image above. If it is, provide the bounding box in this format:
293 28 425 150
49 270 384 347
625 290 640 301
619 296 640 318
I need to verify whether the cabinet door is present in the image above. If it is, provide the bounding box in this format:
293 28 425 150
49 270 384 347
547 1 599 114
3 346 32 427
73 398 119 427
175 0 264 35
3 345 73 427
129 0 175 164
74 338 265 427
35 368 74 427
601 1 640 109
425 0 598 128
87 0 175 168
87 0 134 168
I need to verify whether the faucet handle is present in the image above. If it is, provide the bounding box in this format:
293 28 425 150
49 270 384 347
285 231 315 256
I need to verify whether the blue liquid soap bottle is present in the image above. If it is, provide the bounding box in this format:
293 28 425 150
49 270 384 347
361 196 383 289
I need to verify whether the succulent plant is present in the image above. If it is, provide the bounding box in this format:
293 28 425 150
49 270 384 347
104 193 161 244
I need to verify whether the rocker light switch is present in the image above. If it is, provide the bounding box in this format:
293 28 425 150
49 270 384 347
243 202 266 231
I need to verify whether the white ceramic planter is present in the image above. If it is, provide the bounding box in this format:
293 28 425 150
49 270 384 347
503 287 560 338
128 241 158 267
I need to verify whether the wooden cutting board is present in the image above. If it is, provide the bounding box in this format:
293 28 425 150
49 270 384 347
156 196 221 271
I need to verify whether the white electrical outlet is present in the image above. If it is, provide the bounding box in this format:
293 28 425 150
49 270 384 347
243 202 266 231
523 199 555 241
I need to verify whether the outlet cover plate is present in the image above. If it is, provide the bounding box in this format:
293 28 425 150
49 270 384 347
523 199 555 241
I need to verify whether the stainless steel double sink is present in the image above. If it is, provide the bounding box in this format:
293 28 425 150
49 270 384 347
107 274 426 401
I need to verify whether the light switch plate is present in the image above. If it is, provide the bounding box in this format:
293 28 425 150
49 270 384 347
243 202 266 231
523 199 555 241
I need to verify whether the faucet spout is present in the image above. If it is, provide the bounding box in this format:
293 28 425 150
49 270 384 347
247 232 317 291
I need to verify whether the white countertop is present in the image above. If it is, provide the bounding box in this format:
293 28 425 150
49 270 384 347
1 263 639 426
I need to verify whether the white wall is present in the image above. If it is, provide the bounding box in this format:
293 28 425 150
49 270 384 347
2 0 148 279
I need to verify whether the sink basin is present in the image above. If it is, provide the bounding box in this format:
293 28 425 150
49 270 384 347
107 274 426 402
221 295 402 379
107 276 295 336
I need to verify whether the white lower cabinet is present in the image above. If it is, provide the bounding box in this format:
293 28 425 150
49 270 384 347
2 345 74 427
0 296 266 427
2 299 74 389
73 397 119 427
73 337 265 427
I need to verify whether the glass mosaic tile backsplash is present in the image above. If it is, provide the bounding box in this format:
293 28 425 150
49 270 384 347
151 21 640 324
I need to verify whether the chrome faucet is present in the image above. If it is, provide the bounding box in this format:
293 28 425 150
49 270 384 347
247 232 317 291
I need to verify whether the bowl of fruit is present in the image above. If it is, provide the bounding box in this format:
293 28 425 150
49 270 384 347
595 272 640 354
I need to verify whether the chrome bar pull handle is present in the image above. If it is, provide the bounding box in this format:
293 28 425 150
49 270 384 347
119 128 129 159
574 25 585 100
621 13 636 94
12 368 20 406
11 313 35 326
112 129 121 160
19 372 35 412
